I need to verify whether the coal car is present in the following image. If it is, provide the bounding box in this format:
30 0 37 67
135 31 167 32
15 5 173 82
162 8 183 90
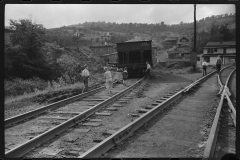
116 40 157 77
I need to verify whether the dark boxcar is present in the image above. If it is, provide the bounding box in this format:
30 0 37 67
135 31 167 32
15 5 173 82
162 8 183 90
117 40 153 77
101 52 118 66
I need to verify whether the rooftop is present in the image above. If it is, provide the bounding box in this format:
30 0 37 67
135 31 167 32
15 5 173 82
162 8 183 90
205 41 236 46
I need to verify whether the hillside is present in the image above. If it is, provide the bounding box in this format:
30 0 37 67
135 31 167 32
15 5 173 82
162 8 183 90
44 13 235 51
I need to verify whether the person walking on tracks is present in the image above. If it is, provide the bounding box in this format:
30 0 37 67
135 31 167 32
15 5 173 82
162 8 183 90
81 64 90 93
104 67 113 95
216 55 222 74
202 59 208 76
122 67 128 86
145 61 152 80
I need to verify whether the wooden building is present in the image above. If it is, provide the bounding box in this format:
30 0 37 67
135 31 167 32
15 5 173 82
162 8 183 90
165 37 178 48
89 45 115 56
201 41 236 65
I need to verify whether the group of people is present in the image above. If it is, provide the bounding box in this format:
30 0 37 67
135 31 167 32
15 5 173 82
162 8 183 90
202 55 222 76
81 61 153 95
81 64 129 95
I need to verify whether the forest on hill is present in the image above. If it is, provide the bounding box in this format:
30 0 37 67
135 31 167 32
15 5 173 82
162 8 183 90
4 13 236 97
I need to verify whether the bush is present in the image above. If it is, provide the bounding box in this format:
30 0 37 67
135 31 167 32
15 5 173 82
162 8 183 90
4 77 48 97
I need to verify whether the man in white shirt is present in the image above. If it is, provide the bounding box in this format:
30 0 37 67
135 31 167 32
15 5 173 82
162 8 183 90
202 59 208 76
81 64 90 93
145 61 152 80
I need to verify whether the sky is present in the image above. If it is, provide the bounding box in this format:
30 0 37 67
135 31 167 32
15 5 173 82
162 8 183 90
5 4 235 29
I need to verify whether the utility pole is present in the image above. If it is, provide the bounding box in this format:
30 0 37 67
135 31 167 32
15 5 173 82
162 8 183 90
190 4 197 72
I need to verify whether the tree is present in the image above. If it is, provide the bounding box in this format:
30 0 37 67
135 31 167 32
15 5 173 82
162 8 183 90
5 18 58 80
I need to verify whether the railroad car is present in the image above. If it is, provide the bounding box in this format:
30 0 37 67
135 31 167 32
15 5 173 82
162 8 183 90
116 40 157 77
100 52 118 66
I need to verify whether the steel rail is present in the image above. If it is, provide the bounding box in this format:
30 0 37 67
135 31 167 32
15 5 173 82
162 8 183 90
217 66 232 95
203 65 235 159
79 70 216 158
5 86 105 127
223 68 236 126
203 90 225 159
5 78 144 158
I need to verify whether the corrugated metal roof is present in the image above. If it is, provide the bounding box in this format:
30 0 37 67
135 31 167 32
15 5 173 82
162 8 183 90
206 41 236 46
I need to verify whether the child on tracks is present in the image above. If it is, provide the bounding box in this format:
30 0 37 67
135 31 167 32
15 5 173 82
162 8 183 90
145 61 152 80
104 67 113 95
122 67 128 86
202 59 208 76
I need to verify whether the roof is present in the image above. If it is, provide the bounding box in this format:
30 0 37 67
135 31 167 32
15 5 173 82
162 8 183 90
118 40 152 44
165 37 178 41
177 36 191 45
205 41 236 47
89 45 113 48
100 52 117 57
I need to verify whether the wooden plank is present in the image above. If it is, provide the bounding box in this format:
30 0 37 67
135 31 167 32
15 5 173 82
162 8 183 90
105 107 118 111
102 130 117 136
152 103 160 106
145 106 155 109
112 104 123 107
84 99 106 101
81 122 101 126
51 111 82 114
95 112 112 116
138 108 149 113
87 119 103 122
156 100 164 103
40 116 69 120
75 129 91 133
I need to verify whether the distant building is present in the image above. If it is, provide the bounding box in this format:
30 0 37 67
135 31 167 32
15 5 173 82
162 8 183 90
89 45 115 56
176 36 191 47
201 41 236 65
167 36 192 62
165 37 178 48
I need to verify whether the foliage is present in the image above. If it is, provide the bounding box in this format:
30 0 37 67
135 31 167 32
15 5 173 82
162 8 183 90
4 77 48 97
5 18 58 81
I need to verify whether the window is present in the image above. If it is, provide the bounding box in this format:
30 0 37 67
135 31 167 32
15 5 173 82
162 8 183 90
214 48 217 52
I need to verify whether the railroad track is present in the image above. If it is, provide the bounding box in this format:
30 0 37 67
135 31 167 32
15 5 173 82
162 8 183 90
5 79 141 157
203 65 236 159
5 66 236 158
78 66 235 158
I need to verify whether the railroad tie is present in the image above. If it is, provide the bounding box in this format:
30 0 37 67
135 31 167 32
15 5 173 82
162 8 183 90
102 130 117 136
152 103 160 106
130 113 140 117
106 107 118 111
145 106 155 109
138 108 149 113
95 112 112 116
156 100 164 103
84 99 106 101
87 119 102 122
81 122 101 126
112 104 123 107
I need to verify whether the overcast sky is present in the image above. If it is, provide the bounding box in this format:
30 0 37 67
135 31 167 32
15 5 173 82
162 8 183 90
5 4 235 29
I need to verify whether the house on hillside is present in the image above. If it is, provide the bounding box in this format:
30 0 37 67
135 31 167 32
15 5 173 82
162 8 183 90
165 37 178 48
89 45 115 56
166 36 192 62
201 41 236 65
177 36 191 47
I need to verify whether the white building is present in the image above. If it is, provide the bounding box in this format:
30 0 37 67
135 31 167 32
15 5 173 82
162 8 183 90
201 41 236 65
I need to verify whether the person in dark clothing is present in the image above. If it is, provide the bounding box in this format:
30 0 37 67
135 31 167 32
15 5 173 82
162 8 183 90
216 55 222 74
145 61 152 79
122 67 128 86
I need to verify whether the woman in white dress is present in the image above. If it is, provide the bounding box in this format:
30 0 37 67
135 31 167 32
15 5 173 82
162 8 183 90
104 67 113 95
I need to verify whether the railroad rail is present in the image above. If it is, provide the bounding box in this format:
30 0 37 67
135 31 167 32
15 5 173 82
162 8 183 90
79 69 217 158
203 65 236 159
5 78 144 158
5 86 106 127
